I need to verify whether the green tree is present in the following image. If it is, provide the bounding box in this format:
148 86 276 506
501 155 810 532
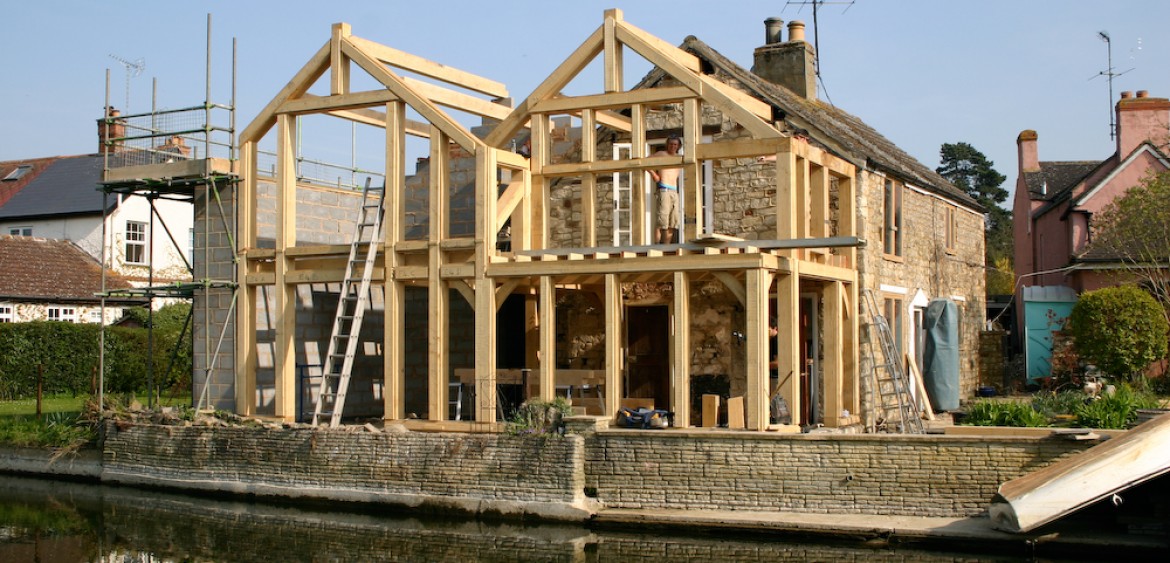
936 142 1012 293
1090 170 1170 325
1068 285 1169 381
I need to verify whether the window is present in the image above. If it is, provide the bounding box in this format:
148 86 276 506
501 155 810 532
188 228 196 262
125 221 147 264
944 206 957 253
0 303 12 323
47 307 76 323
883 296 904 357
8 226 32 236
2 165 31 181
882 179 903 257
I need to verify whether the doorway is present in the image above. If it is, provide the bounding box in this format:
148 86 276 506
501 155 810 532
625 305 670 410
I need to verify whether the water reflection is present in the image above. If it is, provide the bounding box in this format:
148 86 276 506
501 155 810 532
0 473 1048 562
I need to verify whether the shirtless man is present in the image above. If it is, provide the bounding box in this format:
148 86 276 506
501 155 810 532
649 136 682 244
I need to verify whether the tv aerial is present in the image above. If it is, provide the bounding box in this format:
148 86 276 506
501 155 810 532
783 0 855 105
108 53 145 112
1091 31 1133 141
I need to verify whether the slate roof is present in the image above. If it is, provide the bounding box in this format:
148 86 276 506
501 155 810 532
0 235 136 303
1021 160 1104 202
0 154 111 220
648 36 981 211
0 157 59 208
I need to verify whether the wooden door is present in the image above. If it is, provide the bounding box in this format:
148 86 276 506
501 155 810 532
626 305 670 410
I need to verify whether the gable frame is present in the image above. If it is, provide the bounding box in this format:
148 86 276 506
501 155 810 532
1074 143 1170 207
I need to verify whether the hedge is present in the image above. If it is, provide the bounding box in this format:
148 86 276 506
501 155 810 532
0 317 190 401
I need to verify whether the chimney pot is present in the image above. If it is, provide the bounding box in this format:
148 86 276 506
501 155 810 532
764 18 784 45
788 20 806 43
1121 91 1133 99
1137 90 1149 98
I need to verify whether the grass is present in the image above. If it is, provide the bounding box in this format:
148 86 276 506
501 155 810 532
0 392 192 449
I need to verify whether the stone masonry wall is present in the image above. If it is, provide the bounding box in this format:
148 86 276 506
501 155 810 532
102 423 589 520
585 430 1092 517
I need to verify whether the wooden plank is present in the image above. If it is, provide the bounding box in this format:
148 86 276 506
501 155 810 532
532 86 694 114
342 37 480 152
695 137 789 161
727 396 746 429
906 353 936 421
701 394 720 427
402 76 512 121
672 271 690 427
348 34 508 98
484 25 604 148
330 23 351 95
241 41 329 144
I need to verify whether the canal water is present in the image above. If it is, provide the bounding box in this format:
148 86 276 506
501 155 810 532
0 473 1075 562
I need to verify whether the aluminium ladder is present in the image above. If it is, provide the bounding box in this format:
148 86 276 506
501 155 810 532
860 288 925 434
312 179 385 427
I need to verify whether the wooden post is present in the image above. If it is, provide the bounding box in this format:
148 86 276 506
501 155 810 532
630 104 646 245
775 266 800 427
36 364 43 420
539 276 556 402
823 281 844 426
330 23 351 96
273 114 298 421
745 268 772 430
682 98 701 240
383 101 406 421
603 9 623 93
530 114 548 250
774 151 797 256
236 141 258 416
428 127 449 421
672 271 690 427
604 273 622 418
581 109 596 247
474 150 498 423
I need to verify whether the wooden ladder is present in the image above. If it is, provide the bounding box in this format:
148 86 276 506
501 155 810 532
312 179 385 427
861 289 925 434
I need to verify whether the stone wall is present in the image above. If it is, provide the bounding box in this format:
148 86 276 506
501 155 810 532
92 422 1099 521
584 429 1091 517
101 423 591 520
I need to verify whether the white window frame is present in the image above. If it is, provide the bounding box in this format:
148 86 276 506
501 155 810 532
47 306 77 323
882 178 903 258
8 226 32 236
0 303 13 323
125 220 148 265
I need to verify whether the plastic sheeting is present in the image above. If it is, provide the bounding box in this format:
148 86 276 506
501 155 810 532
923 299 960 412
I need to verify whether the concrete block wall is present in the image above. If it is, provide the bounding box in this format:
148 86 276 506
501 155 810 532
193 182 238 410
102 423 589 519
585 430 1091 516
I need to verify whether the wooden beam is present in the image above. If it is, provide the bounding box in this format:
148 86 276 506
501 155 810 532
542 154 682 178
241 41 329 144
630 104 647 245
581 110 597 247
401 76 513 121
347 34 509 99
277 90 396 115
695 77 781 139
530 115 548 250
492 251 771 277
613 19 701 74
697 76 773 122
484 25 604 148
474 275 498 423
495 279 520 313
273 115 298 421
539 276 556 402
604 273 622 418
745 268 771 431
235 141 259 416
342 37 479 152
532 86 694 114
823 282 844 427
604 9 623 93
384 100 405 421
330 23 351 96
428 127 449 421
837 172 857 269
695 137 789 160
682 97 701 240
451 279 475 306
712 271 746 306
672 271 690 427
775 151 797 257
775 268 800 427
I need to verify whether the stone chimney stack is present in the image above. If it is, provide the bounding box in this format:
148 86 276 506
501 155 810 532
97 106 125 154
1017 129 1039 173
1116 89 1170 157
751 19 817 100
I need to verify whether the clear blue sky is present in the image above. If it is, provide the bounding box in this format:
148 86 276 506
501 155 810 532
3 1 1168 205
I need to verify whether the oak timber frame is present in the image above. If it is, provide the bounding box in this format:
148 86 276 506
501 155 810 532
234 11 861 431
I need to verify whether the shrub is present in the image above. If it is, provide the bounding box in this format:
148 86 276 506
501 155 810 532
1030 390 1086 418
1074 383 1160 429
1068 285 1169 381
507 397 571 435
961 400 1049 427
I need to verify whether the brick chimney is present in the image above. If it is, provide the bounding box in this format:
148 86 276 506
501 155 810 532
1017 129 1039 173
751 19 817 100
97 106 125 154
1116 89 1170 157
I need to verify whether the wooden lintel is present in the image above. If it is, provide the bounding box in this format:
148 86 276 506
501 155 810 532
794 260 857 283
490 252 768 277
695 137 790 161
440 264 475 279
348 34 509 99
543 154 681 177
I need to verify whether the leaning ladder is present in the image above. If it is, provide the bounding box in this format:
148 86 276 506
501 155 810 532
860 289 925 434
312 179 385 427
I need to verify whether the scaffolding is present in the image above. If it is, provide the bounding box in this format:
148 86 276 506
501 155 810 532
96 14 239 413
